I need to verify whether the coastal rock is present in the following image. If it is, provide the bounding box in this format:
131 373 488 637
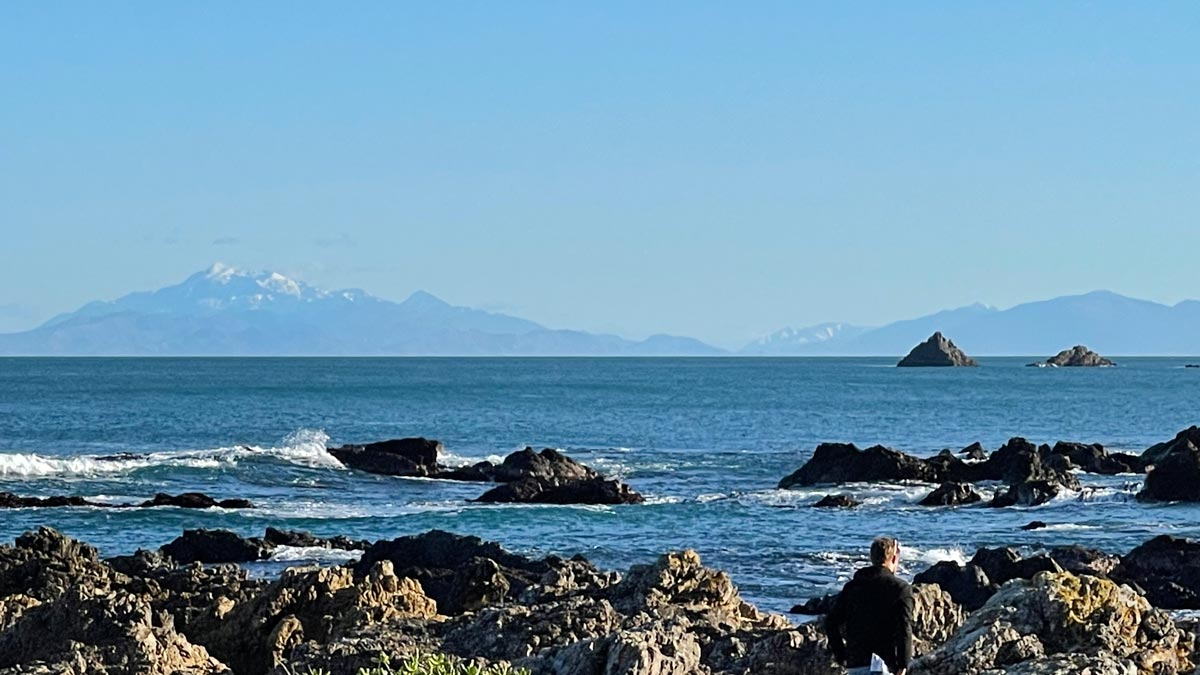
789 593 839 615
196 561 436 675
897 332 979 367
1027 345 1115 368
969 548 1061 586
474 476 645 505
442 447 600 483
778 443 941 487
913 562 995 611
141 493 255 509
262 528 370 551
978 438 1079 489
161 529 272 565
327 437 443 477
1050 441 1143 475
812 494 860 508
1138 440 1200 502
1021 521 1048 530
352 530 578 614
0 492 94 508
919 482 982 507
911 583 968 655
1113 535 1200 609
959 442 988 461
910 572 1193 675
1141 426 1200 466
0 585 226 675
990 480 1062 507
1046 545 1120 578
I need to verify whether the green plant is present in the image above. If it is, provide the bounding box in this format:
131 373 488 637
355 652 530 675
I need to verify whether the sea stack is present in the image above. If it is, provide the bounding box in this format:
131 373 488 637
1028 345 1115 367
897 332 979 367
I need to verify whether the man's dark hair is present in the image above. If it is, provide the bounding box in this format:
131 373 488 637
870 536 899 566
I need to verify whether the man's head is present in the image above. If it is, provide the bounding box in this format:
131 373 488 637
870 536 901 572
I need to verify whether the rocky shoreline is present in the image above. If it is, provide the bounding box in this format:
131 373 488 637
1 526 1197 675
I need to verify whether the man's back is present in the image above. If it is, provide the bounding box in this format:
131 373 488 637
825 564 914 673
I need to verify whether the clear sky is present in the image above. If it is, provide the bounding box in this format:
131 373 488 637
1 3 1197 348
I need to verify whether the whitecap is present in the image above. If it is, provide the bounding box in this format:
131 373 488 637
269 545 362 565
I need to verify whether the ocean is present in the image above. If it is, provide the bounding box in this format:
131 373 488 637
1 356 1198 613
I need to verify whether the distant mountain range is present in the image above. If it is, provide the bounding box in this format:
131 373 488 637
744 291 1200 356
0 264 721 356
0 266 1196 355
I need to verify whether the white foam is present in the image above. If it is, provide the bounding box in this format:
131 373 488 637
907 545 970 567
270 545 362 564
0 429 341 479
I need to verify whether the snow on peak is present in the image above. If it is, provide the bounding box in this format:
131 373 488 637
257 272 302 297
206 262 240 283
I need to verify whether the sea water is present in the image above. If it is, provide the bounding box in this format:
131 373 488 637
1 356 1197 612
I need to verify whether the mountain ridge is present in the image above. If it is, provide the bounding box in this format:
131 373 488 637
0 265 721 356
1 266 1197 356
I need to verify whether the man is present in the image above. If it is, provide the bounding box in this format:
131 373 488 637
825 536 914 675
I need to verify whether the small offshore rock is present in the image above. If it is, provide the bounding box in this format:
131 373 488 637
919 482 982 507
897 331 979 367
1027 345 1115 367
812 494 861 508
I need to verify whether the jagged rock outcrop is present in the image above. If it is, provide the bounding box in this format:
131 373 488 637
1028 345 1116 367
910 572 1193 675
441 447 600 483
919 482 982 507
778 443 942 487
327 437 443 477
1049 441 1143 475
161 530 274 565
1141 426 1200 466
474 476 645 505
897 332 979 367
779 437 1081 505
912 548 1061 610
1113 535 1200 609
959 442 988 461
1046 545 1121 579
196 562 436 675
1138 439 1200 502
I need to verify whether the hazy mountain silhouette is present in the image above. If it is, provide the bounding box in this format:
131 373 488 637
0 264 723 356
749 291 1200 356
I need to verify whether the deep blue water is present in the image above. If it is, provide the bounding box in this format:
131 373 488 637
1 357 1198 612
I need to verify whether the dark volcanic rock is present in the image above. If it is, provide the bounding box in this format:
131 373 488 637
441 447 599 483
778 442 942 487
1113 535 1200 609
141 492 255 509
1138 432 1200 502
914 561 995 611
1021 520 1049 530
161 529 272 564
919 482 982 507
1050 441 1143 474
1047 545 1120 578
1141 426 1200 466
473 476 645 505
959 442 988 461
969 547 1061 586
1028 345 1115 367
897 332 978 367
327 437 443 477
812 494 861 508
978 437 1080 488
262 527 370 551
990 480 1063 507
0 492 94 508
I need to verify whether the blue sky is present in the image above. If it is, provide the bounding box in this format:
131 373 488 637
1 2 1197 347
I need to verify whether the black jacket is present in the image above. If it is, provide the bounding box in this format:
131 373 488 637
825 565 914 672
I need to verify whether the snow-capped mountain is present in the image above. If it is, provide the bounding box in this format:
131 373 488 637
744 292 1200 356
0 264 722 356
739 322 868 355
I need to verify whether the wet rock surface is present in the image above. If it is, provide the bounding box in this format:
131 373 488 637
812 494 861 508
919 482 982 507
